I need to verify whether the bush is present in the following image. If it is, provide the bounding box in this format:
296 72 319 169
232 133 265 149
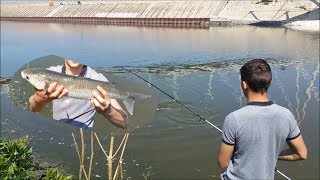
45 168 72 180
0 137 72 180
0 136 33 180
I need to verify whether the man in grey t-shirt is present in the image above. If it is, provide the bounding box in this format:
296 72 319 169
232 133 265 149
217 59 307 179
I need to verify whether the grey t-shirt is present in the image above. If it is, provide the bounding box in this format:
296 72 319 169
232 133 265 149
221 101 300 180
47 65 108 130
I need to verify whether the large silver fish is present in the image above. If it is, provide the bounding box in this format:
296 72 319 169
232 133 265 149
21 68 150 115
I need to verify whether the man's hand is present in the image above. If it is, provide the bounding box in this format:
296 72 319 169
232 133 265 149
91 86 128 129
91 86 111 113
278 134 307 161
29 82 68 112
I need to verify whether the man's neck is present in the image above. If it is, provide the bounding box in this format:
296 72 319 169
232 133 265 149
247 91 269 103
65 65 83 76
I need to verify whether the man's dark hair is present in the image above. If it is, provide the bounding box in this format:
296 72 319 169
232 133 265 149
240 59 272 93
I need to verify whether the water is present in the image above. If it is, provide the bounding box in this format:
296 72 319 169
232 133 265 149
1 22 319 179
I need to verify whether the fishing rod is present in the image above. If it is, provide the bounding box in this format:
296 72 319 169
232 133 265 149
122 67 291 180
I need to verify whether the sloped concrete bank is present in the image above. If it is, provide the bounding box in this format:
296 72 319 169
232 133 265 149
0 0 319 30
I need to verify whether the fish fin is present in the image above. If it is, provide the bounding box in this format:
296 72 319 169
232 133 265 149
129 93 151 100
35 82 49 92
123 93 150 115
123 97 135 115
43 82 49 92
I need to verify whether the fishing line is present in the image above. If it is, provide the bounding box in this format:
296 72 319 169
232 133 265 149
123 68 207 124
123 67 291 180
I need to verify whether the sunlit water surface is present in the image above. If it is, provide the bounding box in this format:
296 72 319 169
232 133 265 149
1 22 319 179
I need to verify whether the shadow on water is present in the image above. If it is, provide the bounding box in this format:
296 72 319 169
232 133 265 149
8 55 158 135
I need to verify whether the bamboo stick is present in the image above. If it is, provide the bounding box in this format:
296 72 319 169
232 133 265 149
72 132 81 161
72 132 83 179
113 133 129 180
108 135 115 180
119 133 129 163
81 166 89 180
72 130 89 180
88 131 94 180
112 133 129 158
80 128 84 180
94 132 109 159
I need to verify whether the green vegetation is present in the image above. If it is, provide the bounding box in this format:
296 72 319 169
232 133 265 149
45 168 72 180
0 136 72 180
0 136 32 179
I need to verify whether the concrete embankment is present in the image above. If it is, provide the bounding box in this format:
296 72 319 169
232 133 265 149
0 0 319 29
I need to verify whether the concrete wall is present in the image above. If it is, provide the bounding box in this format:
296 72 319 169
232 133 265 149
1 1 319 21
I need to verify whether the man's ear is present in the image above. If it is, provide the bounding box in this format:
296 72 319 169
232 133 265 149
242 81 248 90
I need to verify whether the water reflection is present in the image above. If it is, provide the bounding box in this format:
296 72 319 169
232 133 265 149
1 22 319 179
107 58 319 129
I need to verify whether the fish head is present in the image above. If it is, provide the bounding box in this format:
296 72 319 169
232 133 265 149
21 68 47 90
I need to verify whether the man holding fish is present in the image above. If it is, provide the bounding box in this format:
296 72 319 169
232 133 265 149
26 59 129 130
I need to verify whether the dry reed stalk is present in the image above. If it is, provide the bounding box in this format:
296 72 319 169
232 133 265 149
81 166 89 180
88 131 94 180
80 128 84 180
112 133 129 158
119 163 124 180
72 132 81 160
119 134 129 162
72 132 83 179
92 132 130 180
108 135 115 180
72 130 88 180
113 133 129 180
94 132 109 158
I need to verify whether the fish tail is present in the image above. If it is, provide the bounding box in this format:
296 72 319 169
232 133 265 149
123 97 135 115
123 93 151 115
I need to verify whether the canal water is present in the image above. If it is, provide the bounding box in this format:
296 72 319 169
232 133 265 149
1 22 319 179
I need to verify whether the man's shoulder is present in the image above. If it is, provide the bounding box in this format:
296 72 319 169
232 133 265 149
273 103 289 110
46 65 63 72
269 103 292 115
85 66 108 82
230 105 252 116
229 103 292 118
236 103 290 113
85 66 99 76
271 103 294 118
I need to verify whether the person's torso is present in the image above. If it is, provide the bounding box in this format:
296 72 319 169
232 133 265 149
47 65 108 130
224 103 292 179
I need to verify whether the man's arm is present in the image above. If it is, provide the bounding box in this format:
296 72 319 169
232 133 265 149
29 82 68 112
218 113 236 171
217 142 234 169
91 86 128 129
278 134 307 161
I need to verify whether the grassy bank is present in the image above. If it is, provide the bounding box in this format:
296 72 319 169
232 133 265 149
0 136 72 180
